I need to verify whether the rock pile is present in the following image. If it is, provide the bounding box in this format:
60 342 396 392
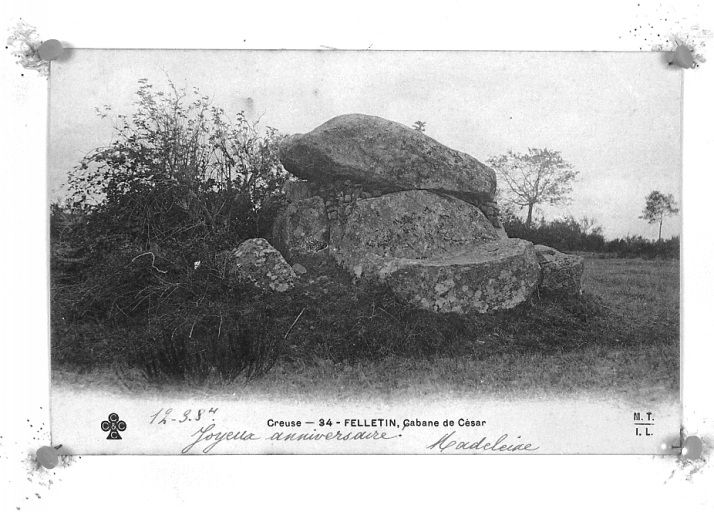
217 238 295 293
272 113 583 313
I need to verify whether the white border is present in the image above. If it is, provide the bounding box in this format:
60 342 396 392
1 1 713 510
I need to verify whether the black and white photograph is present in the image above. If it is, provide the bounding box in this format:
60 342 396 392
45 49 683 454
4 0 714 510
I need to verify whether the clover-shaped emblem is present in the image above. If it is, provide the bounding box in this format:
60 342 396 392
101 413 127 440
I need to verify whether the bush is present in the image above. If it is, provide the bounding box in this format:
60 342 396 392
51 79 290 382
52 303 282 384
53 79 289 319
126 308 281 385
604 235 679 259
51 240 606 383
502 210 605 252
64 78 288 262
501 208 678 259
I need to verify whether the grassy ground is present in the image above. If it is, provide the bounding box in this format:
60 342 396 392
52 256 680 403
255 256 680 403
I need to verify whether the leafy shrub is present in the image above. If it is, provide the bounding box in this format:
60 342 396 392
51 79 290 382
54 78 290 317
65 78 288 263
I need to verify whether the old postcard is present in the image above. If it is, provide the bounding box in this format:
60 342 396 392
48 50 681 454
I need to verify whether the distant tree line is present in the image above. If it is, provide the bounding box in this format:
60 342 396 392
501 208 679 259
484 145 679 260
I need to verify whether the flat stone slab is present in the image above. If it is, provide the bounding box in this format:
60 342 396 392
279 113 497 206
330 190 499 278
381 239 540 314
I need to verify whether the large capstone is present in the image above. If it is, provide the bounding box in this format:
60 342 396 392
217 238 296 292
533 245 584 296
279 113 497 206
269 113 581 316
329 190 499 278
381 239 541 314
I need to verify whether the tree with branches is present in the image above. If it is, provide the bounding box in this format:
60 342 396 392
640 190 679 241
486 148 578 229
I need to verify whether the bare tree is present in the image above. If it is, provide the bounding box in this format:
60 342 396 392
487 148 578 229
640 190 679 241
579 216 601 235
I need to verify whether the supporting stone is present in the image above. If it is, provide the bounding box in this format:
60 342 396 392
533 245 584 296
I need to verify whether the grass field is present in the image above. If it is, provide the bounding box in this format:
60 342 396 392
52 256 680 403
251 257 679 403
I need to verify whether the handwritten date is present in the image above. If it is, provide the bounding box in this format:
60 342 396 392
150 407 219 425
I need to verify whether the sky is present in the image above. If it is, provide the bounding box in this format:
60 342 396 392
48 50 682 240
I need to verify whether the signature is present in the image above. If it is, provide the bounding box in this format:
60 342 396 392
426 431 539 453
